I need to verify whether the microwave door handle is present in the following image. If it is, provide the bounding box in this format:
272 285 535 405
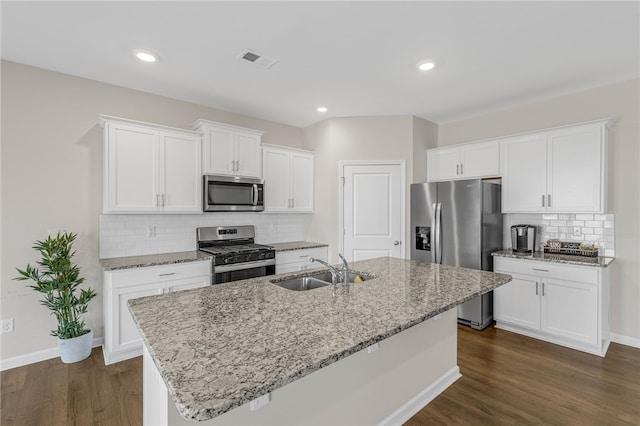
252 184 258 206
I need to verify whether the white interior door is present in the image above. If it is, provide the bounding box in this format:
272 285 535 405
342 163 404 262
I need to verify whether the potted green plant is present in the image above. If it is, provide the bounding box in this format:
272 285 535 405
15 231 97 363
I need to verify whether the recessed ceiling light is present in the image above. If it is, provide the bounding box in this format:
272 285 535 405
417 60 436 71
133 49 158 63
317 106 328 113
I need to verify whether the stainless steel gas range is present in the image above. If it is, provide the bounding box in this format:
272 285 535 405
197 226 275 285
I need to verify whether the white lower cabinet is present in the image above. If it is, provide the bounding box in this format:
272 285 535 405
275 247 328 274
103 260 211 365
494 257 609 356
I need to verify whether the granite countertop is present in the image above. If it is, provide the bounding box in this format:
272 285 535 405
268 241 329 252
100 251 212 271
492 249 614 268
128 257 512 422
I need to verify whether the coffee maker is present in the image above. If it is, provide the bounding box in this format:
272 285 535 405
511 225 536 253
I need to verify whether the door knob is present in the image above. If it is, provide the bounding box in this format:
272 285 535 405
393 240 401 246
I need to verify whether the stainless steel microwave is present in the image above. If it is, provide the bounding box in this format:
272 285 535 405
203 175 264 212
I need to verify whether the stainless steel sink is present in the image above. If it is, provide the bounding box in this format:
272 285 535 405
271 270 375 291
310 271 375 283
271 276 331 291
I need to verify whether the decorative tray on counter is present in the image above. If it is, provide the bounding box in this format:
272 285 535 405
541 240 599 258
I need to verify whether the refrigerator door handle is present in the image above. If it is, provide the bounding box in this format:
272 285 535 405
431 203 437 263
435 202 443 264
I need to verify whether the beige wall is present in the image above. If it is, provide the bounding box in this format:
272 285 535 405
438 78 640 340
0 61 304 361
303 115 438 262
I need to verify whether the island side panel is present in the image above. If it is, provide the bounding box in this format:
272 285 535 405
159 308 459 426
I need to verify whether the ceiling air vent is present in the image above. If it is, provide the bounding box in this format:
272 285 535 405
238 49 278 69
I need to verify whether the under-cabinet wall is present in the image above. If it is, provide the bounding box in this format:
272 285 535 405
99 213 311 259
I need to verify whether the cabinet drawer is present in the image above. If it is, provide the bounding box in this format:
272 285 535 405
494 257 598 285
276 247 328 266
108 260 211 288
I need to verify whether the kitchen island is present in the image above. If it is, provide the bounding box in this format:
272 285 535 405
128 257 512 425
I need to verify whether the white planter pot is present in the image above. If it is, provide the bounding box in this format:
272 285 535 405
58 330 93 364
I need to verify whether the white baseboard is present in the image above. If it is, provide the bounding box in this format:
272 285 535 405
380 366 462 426
0 337 104 371
611 333 640 348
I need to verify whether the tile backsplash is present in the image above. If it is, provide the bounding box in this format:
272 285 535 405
503 213 615 257
99 213 311 259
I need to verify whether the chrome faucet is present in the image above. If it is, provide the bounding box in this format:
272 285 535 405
310 258 342 287
338 253 350 286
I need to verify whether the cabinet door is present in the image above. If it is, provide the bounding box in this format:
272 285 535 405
235 133 262 178
106 122 160 212
161 132 202 212
500 134 548 213
263 148 291 212
112 282 164 353
203 127 235 175
290 151 314 212
541 278 598 345
493 273 541 330
427 147 460 181
168 275 210 292
547 125 604 213
461 141 499 178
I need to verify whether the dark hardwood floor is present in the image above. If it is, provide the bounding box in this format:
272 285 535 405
407 326 640 426
1 347 142 426
2 326 638 425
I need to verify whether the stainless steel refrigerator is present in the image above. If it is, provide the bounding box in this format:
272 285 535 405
410 179 502 330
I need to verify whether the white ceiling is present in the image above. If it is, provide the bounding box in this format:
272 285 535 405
2 1 638 128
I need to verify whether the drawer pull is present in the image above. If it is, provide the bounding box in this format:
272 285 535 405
541 282 545 296
535 282 539 295
299 255 309 258
532 268 550 272
158 272 176 277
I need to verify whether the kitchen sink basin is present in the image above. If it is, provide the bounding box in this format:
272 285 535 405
310 271 375 283
271 276 331 291
271 271 375 291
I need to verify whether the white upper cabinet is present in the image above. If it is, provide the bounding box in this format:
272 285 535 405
501 120 610 213
427 140 499 182
192 119 263 178
101 115 202 214
262 144 314 213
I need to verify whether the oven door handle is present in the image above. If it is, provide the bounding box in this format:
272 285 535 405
214 258 276 273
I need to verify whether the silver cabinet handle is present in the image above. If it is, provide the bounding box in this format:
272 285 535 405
162 194 166 207
236 160 240 172
156 194 160 207
460 164 464 175
291 198 295 208
532 268 550 272
299 254 309 258
159 272 176 277
535 282 539 295
548 194 551 207
541 282 545 296
456 164 460 175
393 240 401 246
542 194 545 207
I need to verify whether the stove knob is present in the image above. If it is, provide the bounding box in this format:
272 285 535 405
258 253 265 260
224 258 230 264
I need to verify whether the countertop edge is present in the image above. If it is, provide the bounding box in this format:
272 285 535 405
492 249 614 268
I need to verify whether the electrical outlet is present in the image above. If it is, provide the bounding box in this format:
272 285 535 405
573 226 582 237
1 319 14 334
249 393 271 411
146 225 157 238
